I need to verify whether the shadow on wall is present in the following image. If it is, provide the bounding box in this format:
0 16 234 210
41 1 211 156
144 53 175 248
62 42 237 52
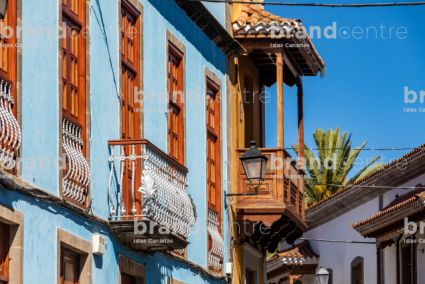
147 0 226 75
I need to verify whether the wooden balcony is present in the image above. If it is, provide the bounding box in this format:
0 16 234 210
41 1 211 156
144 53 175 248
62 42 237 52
107 139 197 253
235 148 307 252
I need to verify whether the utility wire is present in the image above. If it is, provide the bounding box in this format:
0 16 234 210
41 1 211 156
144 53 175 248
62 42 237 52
186 0 425 7
305 183 425 190
272 147 424 151
299 238 376 244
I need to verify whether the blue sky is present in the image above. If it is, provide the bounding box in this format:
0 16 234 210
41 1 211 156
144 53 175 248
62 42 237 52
263 1 425 179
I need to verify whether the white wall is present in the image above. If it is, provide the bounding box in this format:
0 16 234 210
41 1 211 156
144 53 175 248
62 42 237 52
292 174 425 284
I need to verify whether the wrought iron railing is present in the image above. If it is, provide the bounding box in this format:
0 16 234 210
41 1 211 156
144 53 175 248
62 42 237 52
207 209 225 269
62 118 90 203
108 139 197 239
0 80 21 168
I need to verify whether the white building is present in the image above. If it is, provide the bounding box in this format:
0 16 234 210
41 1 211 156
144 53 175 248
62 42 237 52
267 143 425 284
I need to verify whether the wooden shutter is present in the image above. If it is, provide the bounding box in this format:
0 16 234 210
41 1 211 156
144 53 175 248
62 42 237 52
121 272 137 284
167 44 184 164
121 0 141 217
0 223 9 283
356 263 362 284
60 248 80 284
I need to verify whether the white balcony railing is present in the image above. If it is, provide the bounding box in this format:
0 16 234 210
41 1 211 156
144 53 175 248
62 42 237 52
207 209 225 269
62 118 90 203
0 80 21 168
108 140 197 239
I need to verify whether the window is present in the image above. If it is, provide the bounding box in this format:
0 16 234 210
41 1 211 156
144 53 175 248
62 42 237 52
0 0 19 171
121 272 137 284
401 242 416 284
168 43 184 164
0 223 9 284
206 79 220 214
246 268 255 284
60 248 80 284
206 78 224 271
61 0 90 206
351 257 363 284
121 0 141 216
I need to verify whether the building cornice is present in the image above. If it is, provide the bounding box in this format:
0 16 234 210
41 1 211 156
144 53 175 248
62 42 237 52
243 242 264 259
173 0 243 56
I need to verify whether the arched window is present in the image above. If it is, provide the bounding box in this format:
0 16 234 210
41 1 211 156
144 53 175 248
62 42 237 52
351 257 364 284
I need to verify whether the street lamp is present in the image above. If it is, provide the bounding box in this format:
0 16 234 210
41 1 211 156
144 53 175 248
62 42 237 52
315 267 330 284
0 0 8 20
226 141 268 197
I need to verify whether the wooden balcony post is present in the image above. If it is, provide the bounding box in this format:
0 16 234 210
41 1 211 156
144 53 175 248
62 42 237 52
297 77 304 168
276 53 284 148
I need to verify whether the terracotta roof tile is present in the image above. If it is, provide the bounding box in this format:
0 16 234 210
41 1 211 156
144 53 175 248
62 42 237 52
268 241 319 263
306 143 425 212
351 184 425 229
232 1 325 71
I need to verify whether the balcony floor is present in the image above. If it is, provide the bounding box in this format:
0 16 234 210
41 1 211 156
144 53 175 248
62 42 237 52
109 219 190 253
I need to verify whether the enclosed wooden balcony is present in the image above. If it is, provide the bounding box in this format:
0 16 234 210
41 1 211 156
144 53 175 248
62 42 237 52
107 139 197 253
235 147 307 252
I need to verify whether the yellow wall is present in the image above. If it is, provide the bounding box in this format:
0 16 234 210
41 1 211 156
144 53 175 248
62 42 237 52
231 54 266 284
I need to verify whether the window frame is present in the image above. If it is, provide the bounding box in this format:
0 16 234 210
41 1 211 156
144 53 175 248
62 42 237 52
167 42 184 165
60 0 89 208
351 256 364 284
120 0 142 217
206 76 223 272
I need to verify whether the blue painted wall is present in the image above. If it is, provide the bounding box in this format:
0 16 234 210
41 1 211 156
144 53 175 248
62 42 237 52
141 0 227 267
7 0 229 282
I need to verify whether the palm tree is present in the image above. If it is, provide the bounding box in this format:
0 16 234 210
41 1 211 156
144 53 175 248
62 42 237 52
292 127 385 207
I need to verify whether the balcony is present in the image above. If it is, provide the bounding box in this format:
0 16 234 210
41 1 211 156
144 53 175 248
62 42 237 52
235 147 307 252
107 139 197 253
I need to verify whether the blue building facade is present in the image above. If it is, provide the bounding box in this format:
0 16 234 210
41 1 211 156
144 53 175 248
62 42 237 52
0 0 239 283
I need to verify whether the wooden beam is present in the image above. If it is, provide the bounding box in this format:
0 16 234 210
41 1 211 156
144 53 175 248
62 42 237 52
276 53 284 148
297 77 304 168
282 43 303 78
377 245 381 284
293 37 318 75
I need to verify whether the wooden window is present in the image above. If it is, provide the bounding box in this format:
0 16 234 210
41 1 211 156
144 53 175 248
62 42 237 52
121 0 141 216
62 0 85 125
206 79 221 270
168 44 184 164
62 0 87 206
121 272 137 284
60 248 80 284
206 79 220 213
246 268 255 284
355 263 362 284
0 223 9 284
